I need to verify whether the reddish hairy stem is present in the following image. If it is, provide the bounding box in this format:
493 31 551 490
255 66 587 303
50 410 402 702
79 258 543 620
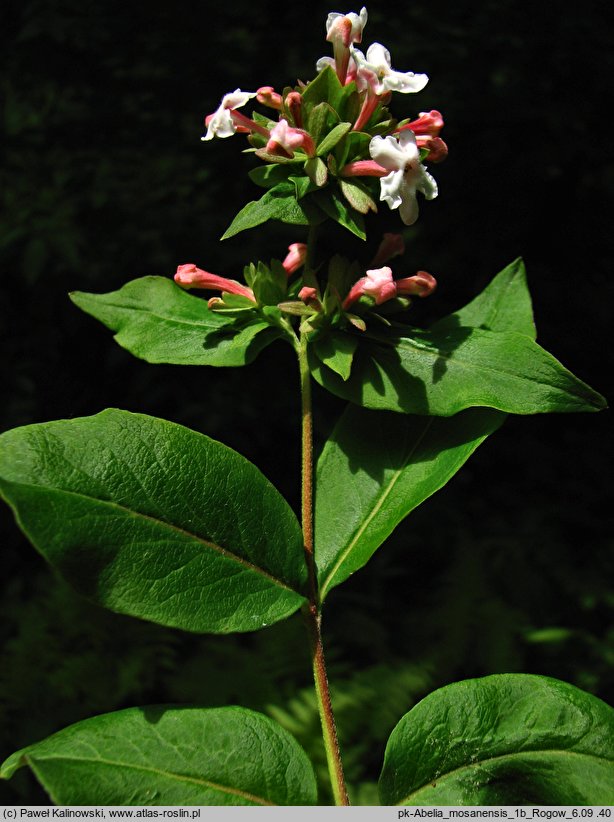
298 332 350 806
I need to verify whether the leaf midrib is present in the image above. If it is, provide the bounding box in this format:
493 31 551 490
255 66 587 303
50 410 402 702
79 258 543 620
27 753 274 806
398 746 614 803
76 294 229 332
4 478 302 597
365 330 597 406
319 419 434 599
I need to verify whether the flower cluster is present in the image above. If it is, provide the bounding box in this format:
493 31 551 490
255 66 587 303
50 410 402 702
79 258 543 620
202 6 446 226
175 7 445 335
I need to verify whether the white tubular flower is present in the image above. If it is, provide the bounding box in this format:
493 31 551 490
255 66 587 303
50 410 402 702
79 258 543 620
369 130 438 225
203 89 257 140
352 43 428 95
326 7 368 47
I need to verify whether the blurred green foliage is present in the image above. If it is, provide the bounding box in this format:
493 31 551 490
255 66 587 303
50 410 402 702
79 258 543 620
1 0 612 804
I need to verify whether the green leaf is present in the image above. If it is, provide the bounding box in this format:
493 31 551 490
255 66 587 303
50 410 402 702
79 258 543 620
304 156 328 187
222 183 324 239
70 276 279 366
313 331 358 381
433 257 536 339
309 325 606 415
0 409 306 633
1 706 317 805
314 256 541 598
316 406 504 599
248 164 291 190
289 174 318 200
339 178 377 214
301 65 344 112
313 189 366 239
379 674 614 804
250 260 288 306
316 122 352 156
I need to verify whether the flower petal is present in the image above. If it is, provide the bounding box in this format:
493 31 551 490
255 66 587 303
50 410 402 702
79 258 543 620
379 169 404 209
369 134 414 170
203 89 257 141
383 69 429 94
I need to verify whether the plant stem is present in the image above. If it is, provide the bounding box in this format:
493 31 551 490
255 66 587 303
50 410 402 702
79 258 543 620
298 331 350 806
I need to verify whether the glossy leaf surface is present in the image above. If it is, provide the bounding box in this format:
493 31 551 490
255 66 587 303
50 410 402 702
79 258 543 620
432 257 536 339
379 675 614 804
0 410 306 633
1 706 317 806
309 325 605 416
311 257 605 415
316 406 504 599
314 258 537 598
71 276 279 366
221 183 323 239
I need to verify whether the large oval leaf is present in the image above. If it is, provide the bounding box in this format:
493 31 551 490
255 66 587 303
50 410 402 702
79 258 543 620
315 406 504 599
309 325 606 416
379 674 614 805
0 409 306 633
70 276 280 366
314 259 537 598
1 706 317 805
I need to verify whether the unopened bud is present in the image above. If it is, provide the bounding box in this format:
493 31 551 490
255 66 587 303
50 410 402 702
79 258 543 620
422 137 448 163
282 243 308 275
371 233 405 267
257 86 283 110
396 270 437 297
299 286 320 305
285 92 303 128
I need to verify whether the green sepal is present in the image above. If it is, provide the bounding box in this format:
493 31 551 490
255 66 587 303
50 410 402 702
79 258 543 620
247 260 288 306
70 276 278 367
379 674 614 805
313 331 358 381
0 410 307 634
1 706 318 806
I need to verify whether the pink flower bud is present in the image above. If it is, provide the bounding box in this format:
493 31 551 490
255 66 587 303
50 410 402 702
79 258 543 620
421 137 448 163
400 110 444 137
282 243 308 275
395 270 437 297
285 92 303 128
298 286 320 307
371 233 405 267
174 264 256 301
266 119 315 158
340 159 388 177
257 86 283 110
343 266 397 308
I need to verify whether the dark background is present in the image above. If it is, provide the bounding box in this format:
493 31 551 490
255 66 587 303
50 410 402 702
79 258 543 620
1 0 612 804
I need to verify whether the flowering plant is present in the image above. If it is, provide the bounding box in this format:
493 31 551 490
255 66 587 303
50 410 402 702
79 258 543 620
0 8 612 806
